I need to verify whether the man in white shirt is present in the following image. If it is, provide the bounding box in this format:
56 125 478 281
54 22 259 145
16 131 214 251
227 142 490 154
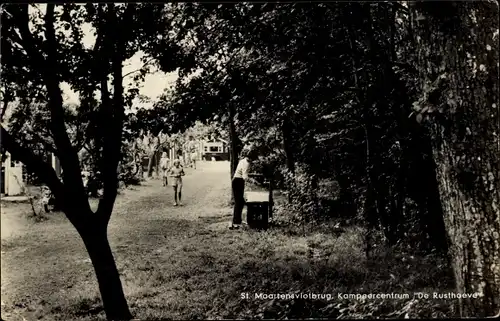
230 148 258 230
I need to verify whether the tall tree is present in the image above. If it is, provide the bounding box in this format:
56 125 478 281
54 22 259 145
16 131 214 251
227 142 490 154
1 4 132 319
1 4 187 319
411 1 499 317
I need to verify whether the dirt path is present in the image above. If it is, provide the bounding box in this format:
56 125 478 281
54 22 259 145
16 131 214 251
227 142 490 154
1 161 235 320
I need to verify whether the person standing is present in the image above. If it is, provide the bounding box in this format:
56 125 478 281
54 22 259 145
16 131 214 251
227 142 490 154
176 150 185 168
191 150 197 169
159 152 170 186
230 148 258 230
169 159 185 206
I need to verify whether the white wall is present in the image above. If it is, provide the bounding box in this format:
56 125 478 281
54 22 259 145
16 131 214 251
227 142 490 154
3 153 24 196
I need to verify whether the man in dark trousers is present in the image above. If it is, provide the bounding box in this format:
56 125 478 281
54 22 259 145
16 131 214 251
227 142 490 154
230 148 258 230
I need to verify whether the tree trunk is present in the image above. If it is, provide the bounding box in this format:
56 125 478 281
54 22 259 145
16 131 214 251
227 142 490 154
431 132 500 318
413 2 500 317
4 4 133 321
334 169 356 217
155 151 160 178
228 104 240 179
146 152 155 178
344 9 383 254
410 131 449 253
281 119 297 203
422 167 448 252
281 119 295 174
228 103 241 203
3 132 133 321
363 3 401 246
1 87 12 122
78 219 132 321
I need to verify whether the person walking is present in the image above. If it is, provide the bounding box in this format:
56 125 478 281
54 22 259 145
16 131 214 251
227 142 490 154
190 150 197 169
230 148 258 230
169 159 185 206
176 150 185 167
159 152 170 186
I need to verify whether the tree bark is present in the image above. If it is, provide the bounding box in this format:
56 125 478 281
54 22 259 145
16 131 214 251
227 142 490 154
344 7 384 254
421 164 448 252
227 103 241 203
78 219 132 321
1 87 12 122
3 126 133 320
333 164 356 217
281 119 295 174
413 2 500 317
5 4 133 320
96 3 134 218
155 152 160 178
409 129 449 252
146 151 155 178
228 103 240 179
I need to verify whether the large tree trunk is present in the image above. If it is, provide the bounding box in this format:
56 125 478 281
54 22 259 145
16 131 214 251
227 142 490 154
228 103 241 204
4 4 134 320
146 152 155 178
228 103 240 179
155 151 160 177
421 165 448 252
363 3 402 246
410 130 449 253
77 218 132 321
93 4 134 319
281 119 297 203
413 2 500 317
281 119 295 174
334 166 356 217
343 7 385 254
2 128 133 321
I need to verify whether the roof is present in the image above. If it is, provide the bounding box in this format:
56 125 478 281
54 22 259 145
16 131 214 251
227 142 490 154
203 138 228 144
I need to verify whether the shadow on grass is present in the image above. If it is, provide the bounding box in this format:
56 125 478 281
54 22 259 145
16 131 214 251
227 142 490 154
1 214 455 320
114 219 455 319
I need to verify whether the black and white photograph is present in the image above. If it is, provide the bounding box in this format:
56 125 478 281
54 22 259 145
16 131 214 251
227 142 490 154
0 1 499 320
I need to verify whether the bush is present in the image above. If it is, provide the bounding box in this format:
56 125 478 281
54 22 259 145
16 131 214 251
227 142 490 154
118 161 142 187
279 166 320 224
249 153 287 188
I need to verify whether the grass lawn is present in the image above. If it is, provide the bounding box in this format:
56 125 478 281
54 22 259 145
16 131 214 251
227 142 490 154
1 162 456 320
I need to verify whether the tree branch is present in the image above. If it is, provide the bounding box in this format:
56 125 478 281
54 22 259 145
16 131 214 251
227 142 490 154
13 6 45 65
42 4 88 209
97 4 132 219
8 4 90 213
0 88 12 122
16 134 58 156
1 126 64 203
123 57 156 78
71 126 89 153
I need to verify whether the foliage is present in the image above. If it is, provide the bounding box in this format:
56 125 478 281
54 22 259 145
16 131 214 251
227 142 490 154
279 167 319 225
2 1 497 319
160 2 469 255
1 3 200 319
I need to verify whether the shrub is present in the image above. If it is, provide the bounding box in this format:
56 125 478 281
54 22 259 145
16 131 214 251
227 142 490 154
278 166 320 224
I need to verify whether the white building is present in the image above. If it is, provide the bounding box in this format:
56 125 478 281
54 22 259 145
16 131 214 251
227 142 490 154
1 152 24 196
1 152 61 196
201 138 229 161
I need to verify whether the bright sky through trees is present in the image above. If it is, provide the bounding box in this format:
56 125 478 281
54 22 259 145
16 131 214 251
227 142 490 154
28 4 178 109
